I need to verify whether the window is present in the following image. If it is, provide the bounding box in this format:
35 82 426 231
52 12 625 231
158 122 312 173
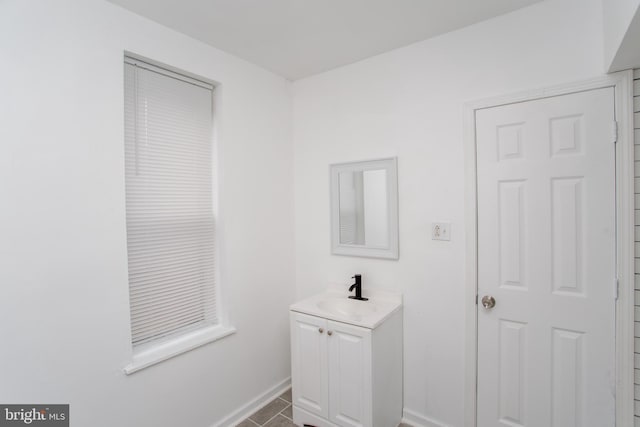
123 57 232 373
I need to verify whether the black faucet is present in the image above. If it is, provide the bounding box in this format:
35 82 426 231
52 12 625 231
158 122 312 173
348 274 368 301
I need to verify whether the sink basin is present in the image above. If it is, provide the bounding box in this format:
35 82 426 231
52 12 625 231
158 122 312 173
290 288 402 329
316 297 377 320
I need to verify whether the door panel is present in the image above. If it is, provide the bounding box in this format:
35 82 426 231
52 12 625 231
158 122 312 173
551 327 584 427
291 312 328 418
551 177 583 295
498 180 526 289
476 87 616 427
498 320 527 426
327 320 372 427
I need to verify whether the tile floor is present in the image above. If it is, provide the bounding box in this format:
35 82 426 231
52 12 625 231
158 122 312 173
236 389 294 427
235 389 412 427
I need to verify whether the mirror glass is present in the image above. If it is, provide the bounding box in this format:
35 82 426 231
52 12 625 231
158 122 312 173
330 158 398 259
338 169 388 247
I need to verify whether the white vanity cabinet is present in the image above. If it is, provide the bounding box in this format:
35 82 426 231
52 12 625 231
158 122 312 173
290 304 402 427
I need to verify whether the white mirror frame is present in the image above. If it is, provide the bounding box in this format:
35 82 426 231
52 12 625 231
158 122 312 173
330 157 399 259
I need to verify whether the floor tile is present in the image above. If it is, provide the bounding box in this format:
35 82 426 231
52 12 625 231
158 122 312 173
263 414 296 427
279 388 292 403
280 404 292 419
235 419 258 427
249 399 289 425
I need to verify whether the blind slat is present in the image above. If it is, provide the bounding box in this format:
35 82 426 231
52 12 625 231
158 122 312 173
129 263 215 288
131 295 216 324
131 284 216 309
132 316 210 345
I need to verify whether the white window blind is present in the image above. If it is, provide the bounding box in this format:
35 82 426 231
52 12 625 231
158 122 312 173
124 57 217 348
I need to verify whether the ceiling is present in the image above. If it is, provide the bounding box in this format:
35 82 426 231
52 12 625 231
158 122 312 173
108 0 544 80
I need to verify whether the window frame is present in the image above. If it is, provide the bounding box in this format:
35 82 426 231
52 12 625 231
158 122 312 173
122 54 234 375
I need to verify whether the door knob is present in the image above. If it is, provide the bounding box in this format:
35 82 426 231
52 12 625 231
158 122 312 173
481 295 496 309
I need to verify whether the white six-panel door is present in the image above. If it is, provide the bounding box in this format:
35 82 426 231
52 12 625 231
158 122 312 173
476 87 616 427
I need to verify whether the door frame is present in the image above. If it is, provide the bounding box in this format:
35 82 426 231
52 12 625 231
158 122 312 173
463 71 635 427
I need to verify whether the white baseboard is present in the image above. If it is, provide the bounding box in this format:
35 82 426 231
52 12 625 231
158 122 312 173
402 407 450 427
210 377 291 427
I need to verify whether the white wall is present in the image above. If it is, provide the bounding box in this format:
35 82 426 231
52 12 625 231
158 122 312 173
0 1 294 426
603 0 640 70
292 0 605 425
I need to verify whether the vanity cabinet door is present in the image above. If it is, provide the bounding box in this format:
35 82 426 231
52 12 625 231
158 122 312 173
327 320 372 427
290 312 329 418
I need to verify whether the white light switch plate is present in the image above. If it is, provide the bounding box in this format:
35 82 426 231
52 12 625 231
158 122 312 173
432 222 451 241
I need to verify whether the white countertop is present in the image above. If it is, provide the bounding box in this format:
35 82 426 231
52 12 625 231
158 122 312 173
290 285 402 329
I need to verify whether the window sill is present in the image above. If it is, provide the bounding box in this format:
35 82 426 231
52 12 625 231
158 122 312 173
124 324 236 375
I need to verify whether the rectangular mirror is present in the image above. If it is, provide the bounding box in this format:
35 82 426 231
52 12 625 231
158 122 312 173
330 157 398 259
